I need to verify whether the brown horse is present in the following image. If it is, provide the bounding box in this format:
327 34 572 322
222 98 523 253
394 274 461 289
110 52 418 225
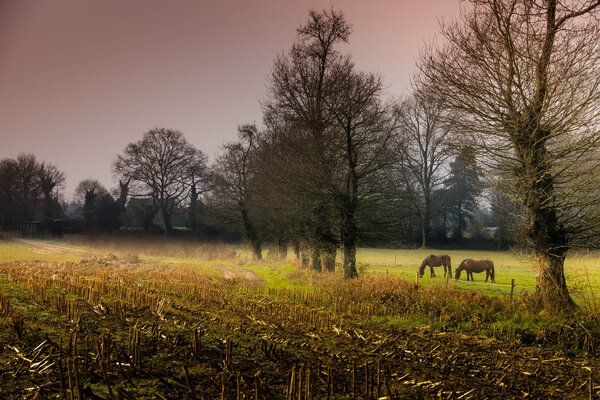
418 254 452 278
455 259 495 282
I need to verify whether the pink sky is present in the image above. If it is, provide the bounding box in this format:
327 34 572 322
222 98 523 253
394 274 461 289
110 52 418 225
0 0 461 200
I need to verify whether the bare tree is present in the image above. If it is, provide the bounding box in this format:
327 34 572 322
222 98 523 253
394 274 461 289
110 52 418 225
394 93 452 248
211 124 263 259
419 0 600 312
325 61 397 277
186 149 209 234
14 154 43 224
113 128 197 235
263 9 351 272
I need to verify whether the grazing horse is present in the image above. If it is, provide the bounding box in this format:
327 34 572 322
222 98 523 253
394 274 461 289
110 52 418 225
455 259 495 282
418 254 452 278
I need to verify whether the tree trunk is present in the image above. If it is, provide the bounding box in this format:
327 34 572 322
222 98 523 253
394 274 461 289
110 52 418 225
277 239 288 260
528 182 574 312
421 196 431 248
293 240 301 261
189 186 198 233
241 207 262 260
310 247 322 272
341 122 358 277
322 244 336 272
160 204 173 236
299 242 309 268
342 213 358 278
520 130 575 313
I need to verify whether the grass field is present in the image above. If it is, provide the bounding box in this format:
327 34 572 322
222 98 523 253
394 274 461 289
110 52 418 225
3 237 600 302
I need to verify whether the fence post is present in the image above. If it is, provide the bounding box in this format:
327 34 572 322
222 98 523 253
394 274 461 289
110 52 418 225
510 279 515 301
415 271 419 287
446 274 450 289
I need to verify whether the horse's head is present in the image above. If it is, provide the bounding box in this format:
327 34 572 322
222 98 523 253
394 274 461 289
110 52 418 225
418 262 426 277
455 259 467 280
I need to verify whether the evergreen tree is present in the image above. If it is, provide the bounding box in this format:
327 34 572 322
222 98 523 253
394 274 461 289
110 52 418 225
444 146 481 240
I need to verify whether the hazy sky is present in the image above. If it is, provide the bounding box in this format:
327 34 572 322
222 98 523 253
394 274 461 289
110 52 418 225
0 0 461 200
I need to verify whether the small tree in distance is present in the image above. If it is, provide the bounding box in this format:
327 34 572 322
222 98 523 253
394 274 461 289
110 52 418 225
444 146 481 241
113 128 197 236
393 92 452 248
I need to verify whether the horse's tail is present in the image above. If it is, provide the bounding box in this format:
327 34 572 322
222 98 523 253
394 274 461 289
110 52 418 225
447 255 452 273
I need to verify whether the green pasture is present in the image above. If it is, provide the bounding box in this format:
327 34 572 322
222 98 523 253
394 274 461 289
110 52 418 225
354 248 600 300
2 237 600 303
230 245 600 302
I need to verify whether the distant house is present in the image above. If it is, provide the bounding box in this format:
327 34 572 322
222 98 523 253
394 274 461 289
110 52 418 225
21 218 65 238
20 198 66 238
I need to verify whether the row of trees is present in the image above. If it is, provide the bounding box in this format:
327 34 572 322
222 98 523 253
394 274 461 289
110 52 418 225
202 1 600 314
203 10 487 278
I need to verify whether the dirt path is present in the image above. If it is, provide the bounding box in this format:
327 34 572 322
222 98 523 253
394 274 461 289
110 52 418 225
15 238 88 255
214 264 262 282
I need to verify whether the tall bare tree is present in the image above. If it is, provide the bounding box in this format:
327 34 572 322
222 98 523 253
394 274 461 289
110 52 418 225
325 61 397 277
113 128 197 235
394 93 452 248
419 0 600 312
263 9 351 272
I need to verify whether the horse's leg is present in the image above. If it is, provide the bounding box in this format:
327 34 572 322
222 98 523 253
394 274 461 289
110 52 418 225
430 265 435 278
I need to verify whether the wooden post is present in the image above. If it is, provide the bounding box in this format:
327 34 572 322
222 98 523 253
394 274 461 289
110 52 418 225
510 279 515 301
415 272 419 286
445 274 450 289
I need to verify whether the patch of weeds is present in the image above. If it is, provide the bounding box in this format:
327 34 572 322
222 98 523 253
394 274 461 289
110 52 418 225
357 262 370 275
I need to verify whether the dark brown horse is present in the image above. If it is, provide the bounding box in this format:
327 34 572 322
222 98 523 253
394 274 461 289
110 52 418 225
455 259 495 282
418 254 452 278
